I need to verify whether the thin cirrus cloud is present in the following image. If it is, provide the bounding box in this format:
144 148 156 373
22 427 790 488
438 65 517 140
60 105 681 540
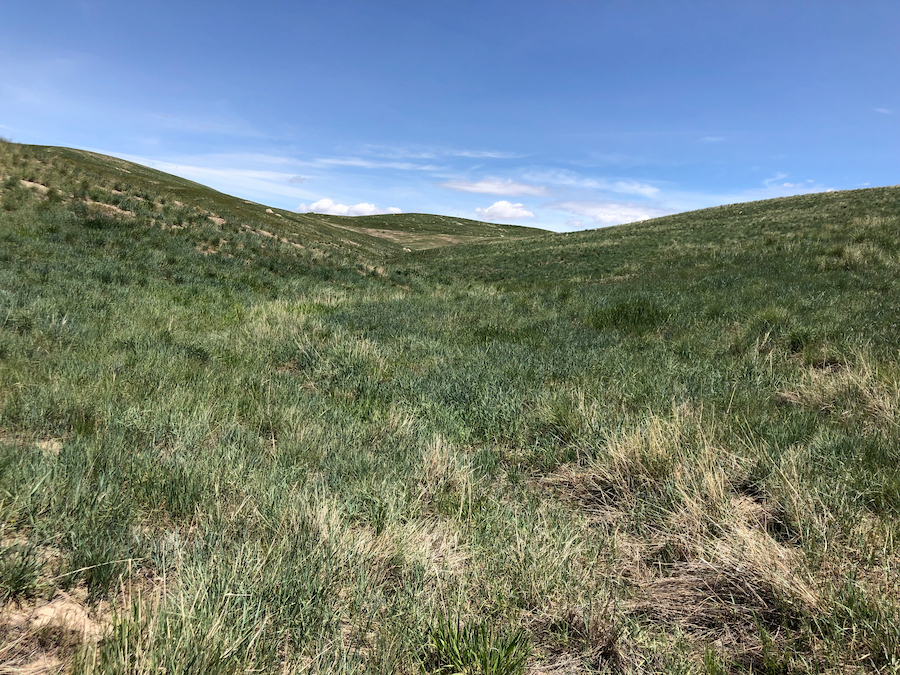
547 200 671 227
874 108 892 115
449 149 522 159
362 144 523 160
440 178 547 196
735 173 836 200
308 157 442 171
475 200 535 221
521 170 660 197
298 198 402 217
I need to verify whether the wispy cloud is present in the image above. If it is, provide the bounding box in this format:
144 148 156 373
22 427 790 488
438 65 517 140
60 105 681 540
475 200 535 221
288 175 307 184
362 144 522 160
762 172 789 188
875 107 892 115
523 169 659 197
449 149 521 159
702 136 725 142
104 151 319 203
145 112 265 138
440 178 547 196
298 198 401 217
546 200 671 226
754 173 834 197
310 157 441 171
610 180 660 197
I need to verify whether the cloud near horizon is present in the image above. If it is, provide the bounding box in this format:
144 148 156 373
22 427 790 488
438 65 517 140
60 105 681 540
548 200 671 226
475 200 535 221
441 178 546 196
298 198 402 217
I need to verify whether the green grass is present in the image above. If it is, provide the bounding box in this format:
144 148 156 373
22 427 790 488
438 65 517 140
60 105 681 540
1 138 899 673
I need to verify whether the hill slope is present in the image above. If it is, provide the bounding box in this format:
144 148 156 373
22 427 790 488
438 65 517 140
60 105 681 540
1 143 541 259
1 140 899 673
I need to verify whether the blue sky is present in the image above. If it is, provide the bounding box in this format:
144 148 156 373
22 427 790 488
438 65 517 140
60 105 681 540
2 1 898 231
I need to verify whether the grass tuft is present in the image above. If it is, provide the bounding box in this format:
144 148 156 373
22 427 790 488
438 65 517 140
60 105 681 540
423 614 530 675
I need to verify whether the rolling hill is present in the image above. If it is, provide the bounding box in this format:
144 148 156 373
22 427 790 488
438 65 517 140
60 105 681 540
1 140 898 674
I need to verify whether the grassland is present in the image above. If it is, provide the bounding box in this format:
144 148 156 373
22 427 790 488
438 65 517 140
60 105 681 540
0 140 898 674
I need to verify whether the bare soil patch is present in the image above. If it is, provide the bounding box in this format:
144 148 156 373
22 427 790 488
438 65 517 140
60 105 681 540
1 588 108 674
84 200 132 218
19 180 49 194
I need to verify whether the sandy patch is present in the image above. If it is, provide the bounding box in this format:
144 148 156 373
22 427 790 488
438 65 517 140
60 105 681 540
84 200 132 218
0 434 64 456
241 224 303 249
3 590 105 640
35 439 62 455
1 588 109 674
19 180 49 193
196 239 229 256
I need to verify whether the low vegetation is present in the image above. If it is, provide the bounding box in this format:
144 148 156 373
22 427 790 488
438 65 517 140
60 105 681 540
1 140 898 673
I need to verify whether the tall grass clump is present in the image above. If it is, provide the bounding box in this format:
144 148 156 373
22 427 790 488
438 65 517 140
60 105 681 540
423 614 530 675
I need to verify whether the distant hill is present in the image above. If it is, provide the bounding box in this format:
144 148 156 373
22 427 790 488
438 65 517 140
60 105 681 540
0 143 542 261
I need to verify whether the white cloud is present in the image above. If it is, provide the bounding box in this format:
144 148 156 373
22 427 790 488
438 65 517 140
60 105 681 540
761 172 790 189
610 180 659 197
105 152 319 202
312 157 441 171
298 198 402 217
449 149 521 159
521 170 658 196
753 173 834 198
547 200 670 226
702 136 725 142
362 144 522 160
440 178 547 196
875 108 892 115
474 200 535 221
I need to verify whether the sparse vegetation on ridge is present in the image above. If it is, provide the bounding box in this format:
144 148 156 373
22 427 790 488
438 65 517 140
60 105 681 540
1 140 899 673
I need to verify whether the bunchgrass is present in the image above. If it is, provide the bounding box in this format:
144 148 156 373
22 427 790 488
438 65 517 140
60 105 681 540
0 138 899 672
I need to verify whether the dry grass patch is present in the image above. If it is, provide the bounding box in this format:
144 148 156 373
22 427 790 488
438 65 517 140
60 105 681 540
0 586 109 674
543 408 825 666
777 356 899 431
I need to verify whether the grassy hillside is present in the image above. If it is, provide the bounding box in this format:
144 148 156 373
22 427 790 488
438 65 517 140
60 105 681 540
1 139 899 674
0 143 539 260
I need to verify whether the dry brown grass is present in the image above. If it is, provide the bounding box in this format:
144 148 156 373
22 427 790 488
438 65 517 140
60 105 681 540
0 587 109 675
542 407 826 668
777 355 899 432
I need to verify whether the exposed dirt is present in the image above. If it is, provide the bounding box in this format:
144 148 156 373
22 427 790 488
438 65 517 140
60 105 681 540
0 434 64 456
19 180 49 194
242 225 304 249
0 588 109 674
35 440 62 455
83 200 132 218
